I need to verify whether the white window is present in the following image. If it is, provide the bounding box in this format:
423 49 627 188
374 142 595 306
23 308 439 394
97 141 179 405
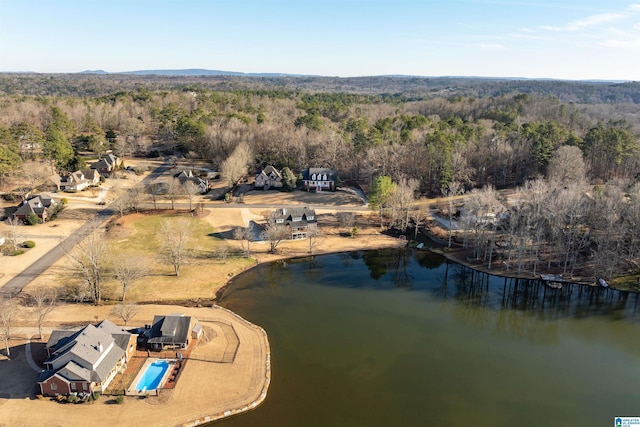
276 218 284 223
293 216 302 222
83 383 88 391
71 383 76 391
307 215 314 220
50 382 58 391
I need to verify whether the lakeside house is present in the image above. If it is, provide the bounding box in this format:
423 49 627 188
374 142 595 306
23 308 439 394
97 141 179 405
301 168 338 192
38 319 137 397
136 314 200 351
255 165 283 190
271 207 317 239
12 195 58 223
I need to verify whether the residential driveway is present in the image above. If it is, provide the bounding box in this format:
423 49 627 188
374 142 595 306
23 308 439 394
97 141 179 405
0 163 169 299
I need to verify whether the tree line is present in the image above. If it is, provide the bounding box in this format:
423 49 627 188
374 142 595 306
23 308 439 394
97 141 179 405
1 77 639 284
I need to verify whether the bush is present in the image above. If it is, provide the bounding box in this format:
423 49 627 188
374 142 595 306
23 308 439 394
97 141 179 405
26 212 41 225
92 392 101 401
67 395 79 403
60 198 68 204
11 250 25 256
116 395 125 404
24 240 36 248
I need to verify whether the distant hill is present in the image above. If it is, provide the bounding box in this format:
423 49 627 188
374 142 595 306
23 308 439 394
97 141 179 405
0 71 638 103
109 68 311 78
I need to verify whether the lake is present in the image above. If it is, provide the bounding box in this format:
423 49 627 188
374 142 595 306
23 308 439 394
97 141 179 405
215 248 640 427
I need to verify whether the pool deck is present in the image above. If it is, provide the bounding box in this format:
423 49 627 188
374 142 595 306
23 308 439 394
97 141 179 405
127 358 177 396
0 304 271 427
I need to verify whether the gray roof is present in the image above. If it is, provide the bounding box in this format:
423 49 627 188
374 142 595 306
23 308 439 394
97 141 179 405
14 195 56 218
46 329 78 349
147 315 191 346
272 207 317 227
260 165 282 179
174 170 207 189
50 324 114 367
90 153 119 170
59 360 93 382
301 168 338 181
45 320 132 384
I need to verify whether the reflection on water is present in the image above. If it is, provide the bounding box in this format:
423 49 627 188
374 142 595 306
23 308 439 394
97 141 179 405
216 248 640 427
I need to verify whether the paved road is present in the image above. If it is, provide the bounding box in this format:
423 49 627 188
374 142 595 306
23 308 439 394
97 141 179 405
0 164 370 298
0 163 170 299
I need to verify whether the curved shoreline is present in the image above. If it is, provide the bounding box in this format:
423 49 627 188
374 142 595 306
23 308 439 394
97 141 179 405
180 305 271 427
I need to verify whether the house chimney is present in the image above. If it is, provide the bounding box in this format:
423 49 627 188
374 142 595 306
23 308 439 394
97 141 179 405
97 342 103 352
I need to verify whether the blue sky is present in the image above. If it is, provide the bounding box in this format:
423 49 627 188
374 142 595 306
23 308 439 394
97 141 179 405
1 0 639 80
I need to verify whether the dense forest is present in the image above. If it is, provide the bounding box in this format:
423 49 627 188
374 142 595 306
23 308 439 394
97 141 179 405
1 73 640 285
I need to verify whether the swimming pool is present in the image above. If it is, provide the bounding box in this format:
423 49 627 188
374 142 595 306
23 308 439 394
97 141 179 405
135 359 170 391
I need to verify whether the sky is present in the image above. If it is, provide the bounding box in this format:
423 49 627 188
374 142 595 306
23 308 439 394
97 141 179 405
1 0 639 81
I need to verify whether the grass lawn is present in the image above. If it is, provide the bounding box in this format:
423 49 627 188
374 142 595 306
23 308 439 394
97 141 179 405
99 212 255 303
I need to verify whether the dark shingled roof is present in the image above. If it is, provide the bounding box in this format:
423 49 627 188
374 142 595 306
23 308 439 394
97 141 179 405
301 168 338 181
147 315 192 346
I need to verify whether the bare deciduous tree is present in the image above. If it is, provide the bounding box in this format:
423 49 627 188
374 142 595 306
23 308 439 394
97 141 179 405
182 180 200 211
337 212 356 236
233 226 252 257
66 232 110 304
0 298 19 357
30 287 57 340
547 145 586 185
110 303 138 326
307 225 319 254
442 180 463 248
4 217 23 250
263 216 290 253
389 176 419 233
113 255 148 301
221 141 252 187
158 218 194 276
166 178 182 210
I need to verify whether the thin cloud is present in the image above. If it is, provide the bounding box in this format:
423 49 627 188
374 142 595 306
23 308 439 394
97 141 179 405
477 43 506 50
541 13 625 32
601 37 640 48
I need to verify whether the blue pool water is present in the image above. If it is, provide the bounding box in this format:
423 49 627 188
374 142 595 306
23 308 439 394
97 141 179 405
136 360 170 391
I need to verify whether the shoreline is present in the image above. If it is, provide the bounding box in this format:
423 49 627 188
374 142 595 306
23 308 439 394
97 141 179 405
0 304 271 427
424 238 639 293
180 305 271 427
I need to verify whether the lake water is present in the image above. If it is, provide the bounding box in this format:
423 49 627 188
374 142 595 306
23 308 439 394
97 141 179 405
216 248 640 427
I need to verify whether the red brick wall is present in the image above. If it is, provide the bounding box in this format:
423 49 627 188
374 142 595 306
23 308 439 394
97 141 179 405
40 376 70 396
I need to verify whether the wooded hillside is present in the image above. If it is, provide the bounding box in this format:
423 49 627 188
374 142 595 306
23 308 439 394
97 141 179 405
1 74 640 286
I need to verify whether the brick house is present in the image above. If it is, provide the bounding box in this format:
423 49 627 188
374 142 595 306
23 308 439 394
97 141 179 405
12 195 58 223
38 319 137 397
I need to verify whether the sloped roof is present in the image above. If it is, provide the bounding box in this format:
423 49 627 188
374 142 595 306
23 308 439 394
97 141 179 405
45 320 132 384
272 207 317 228
147 315 192 346
91 153 119 170
174 170 207 188
261 165 282 178
14 195 55 217
301 168 338 181
59 360 93 382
